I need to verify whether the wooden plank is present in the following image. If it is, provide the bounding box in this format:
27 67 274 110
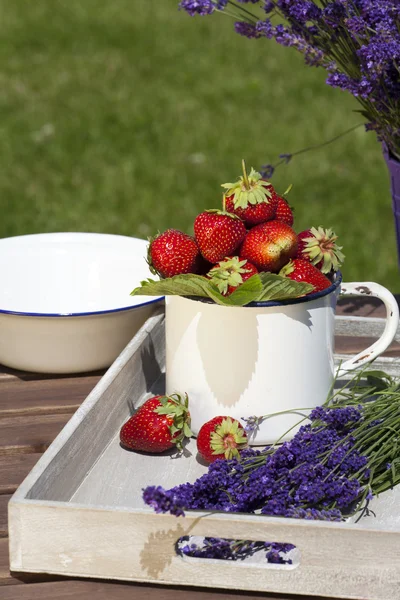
0 495 10 538
0 455 42 495
0 537 17 585
335 315 400 343
0 414 72 455
336 296 399 319
0 579 325 599
336 336 400 357
0 376 102 418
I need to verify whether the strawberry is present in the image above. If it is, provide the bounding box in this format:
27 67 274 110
240 220 298 272
222 160 278 226
297 227 345 274
194 206 246 264
120 393 192 453
280 258 332 292
196 416 248 463
275 196 294 226
148 229 201 278
197 254 215 276
207 256 258 295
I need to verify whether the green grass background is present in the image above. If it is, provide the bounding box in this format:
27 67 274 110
0 0 398 288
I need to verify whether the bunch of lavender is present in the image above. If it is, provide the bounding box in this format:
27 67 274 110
179 1 400 162
143 369 400 560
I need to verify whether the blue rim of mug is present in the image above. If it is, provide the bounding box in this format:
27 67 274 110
249 270 342 307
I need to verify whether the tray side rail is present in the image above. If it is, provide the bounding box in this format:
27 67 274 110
9 501 400 600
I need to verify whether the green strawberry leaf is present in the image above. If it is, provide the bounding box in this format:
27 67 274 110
131 272 313 306
131 273 262 306
131 274 211 299
257 272 314 301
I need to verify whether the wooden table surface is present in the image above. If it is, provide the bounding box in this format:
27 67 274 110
1 298 399 600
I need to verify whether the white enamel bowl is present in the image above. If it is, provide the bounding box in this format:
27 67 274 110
0 232 162 373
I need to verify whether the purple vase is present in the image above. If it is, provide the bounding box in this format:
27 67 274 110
383 145 400 261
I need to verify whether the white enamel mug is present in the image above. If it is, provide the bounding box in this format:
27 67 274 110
165 276 399 446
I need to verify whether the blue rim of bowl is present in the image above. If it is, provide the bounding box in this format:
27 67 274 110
248 270 342 307
0 296 164 318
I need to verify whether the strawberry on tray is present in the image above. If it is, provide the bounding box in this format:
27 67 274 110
131 159 345 307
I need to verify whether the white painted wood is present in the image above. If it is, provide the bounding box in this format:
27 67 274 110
8 499 400 600
335 315 400 341
8 309 400 600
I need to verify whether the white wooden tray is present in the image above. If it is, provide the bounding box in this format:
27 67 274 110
8 308 400 600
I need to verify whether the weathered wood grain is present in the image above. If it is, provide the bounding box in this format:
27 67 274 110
0 537 16 585
0 376 101 418
336 296 399 318
0 414 72 455
0 455 42 495
0 578 325 599
9 498 400 600
0 495 10 538
336 336 400 356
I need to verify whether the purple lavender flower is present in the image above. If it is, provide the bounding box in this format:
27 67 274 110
235 22 260 38
177 536 294 564
179 0 216 16
255 19 274 39
142 485 186 516
310 405 362 428
326 71 373 99
285 507 343 521
345 16 367 36
277 0 322 24
260 164 275 178
323 2 346 27
263 1 275 14
178 0 400 156
242 415 263 434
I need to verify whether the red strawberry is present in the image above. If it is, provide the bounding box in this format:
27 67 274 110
275 196 294 226
120 393 192 453
297 227 345 274
207 256 258 295
194 208 246 264
197 254 214 275
222 161 278 226
280 259 332 292
240 220 298 272
148 229 201 278
196 416 248 463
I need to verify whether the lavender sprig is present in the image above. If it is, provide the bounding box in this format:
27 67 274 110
179 0 400 161
143 368 400 521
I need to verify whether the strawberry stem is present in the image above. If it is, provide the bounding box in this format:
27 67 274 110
283 183 293 197
241 159 250 190
222 192 227 212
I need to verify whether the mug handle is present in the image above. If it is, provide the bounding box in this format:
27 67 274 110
336 281 399 376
